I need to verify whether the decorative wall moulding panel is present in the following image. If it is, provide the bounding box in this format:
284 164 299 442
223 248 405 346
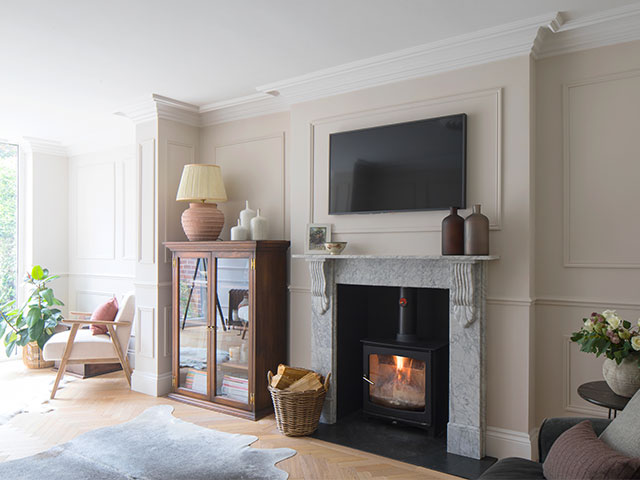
163 306 172 358
309 88 502 235
121 156 137 260
213 133 286 240
75 290 114 312
76 162 116 260
137 139 156 265
563 336 608 418
136 306 155 359
563 70 640 268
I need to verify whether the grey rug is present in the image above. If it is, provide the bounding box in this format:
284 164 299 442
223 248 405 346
0 405 296 480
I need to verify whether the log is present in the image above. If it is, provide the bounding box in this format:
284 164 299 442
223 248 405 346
270 365 312 389
277 364 310 380
286 372 323 392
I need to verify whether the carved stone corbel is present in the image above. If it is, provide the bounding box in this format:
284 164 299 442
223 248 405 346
451 262 476 328
308 259 329 314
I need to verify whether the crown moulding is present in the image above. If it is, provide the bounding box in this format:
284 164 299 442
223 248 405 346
21 137 68 157
113 4 640 128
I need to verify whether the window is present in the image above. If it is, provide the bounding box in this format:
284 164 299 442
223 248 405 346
0 143 18 304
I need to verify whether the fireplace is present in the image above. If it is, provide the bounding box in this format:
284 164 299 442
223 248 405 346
361 287 448 434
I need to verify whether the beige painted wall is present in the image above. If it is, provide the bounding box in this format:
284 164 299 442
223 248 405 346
199 112 290 242
535 40 640 424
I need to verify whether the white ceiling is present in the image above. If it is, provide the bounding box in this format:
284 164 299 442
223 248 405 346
1 0 638 151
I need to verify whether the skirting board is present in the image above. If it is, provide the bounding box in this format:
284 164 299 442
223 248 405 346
486 426 535 460
131 370 172 397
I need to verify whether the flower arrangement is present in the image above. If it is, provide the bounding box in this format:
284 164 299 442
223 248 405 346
571 310 640 366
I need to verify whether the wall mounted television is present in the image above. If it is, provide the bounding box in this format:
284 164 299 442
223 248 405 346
329 113 467 214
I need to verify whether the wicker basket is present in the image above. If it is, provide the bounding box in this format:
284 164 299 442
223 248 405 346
22 342 54 369
268 370 331 436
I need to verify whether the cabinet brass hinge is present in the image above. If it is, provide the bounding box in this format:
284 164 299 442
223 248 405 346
172 376 177 388
251 258 256 270
172 257 176 268
250 393 255 405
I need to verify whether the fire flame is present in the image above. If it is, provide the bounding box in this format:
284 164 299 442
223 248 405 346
393 355 411 382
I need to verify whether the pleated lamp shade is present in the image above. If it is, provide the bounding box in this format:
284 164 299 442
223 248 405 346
176 164 227 241
176 164 227 203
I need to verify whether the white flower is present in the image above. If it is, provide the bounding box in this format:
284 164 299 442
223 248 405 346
583 319 594 332
632 336 640 351
606 314 622 330
602 309 617 319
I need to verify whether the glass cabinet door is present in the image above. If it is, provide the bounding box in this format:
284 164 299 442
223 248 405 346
213 256 251 406
175 255 210 397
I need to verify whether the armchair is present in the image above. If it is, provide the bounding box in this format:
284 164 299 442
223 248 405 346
479 417 612 479
43 293 135 399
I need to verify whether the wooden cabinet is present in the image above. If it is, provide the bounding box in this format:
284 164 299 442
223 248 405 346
164 241 289 420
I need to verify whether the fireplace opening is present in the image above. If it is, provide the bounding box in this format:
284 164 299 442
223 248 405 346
369 353 426 410
334 284 449 435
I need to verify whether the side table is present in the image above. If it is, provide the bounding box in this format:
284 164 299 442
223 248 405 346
577 381 630 419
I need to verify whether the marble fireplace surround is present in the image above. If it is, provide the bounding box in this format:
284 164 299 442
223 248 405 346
293 254 498 459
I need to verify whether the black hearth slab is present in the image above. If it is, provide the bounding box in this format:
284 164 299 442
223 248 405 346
311 411 496 479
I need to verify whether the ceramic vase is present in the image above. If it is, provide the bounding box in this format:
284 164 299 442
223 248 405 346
239 201 256 230
230 219 249 241
602 355 640 397
464 204 489 255
441 207 464 255
250 209 268 240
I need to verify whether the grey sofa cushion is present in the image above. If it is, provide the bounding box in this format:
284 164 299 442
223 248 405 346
478 457 544 480
600 388 640 458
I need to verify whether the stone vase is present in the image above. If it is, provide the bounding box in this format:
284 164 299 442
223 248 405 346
602 355 640 397
464 204 489 255
250 209 268 240
441 207 464 255
230 219 249 241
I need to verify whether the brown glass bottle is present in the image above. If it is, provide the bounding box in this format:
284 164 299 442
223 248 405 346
441 207 464 255
464 204 489 255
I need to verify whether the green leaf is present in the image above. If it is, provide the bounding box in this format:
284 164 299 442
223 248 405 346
5 340 16 357
28 321 44 342
41 288 54 305
37 332 53 350
26 307 41 327
623 320 631 329
31 265 44 281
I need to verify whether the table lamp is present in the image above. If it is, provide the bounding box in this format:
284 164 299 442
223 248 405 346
176 164 227 241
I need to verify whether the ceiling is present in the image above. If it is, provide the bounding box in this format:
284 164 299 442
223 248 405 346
1 0 638 151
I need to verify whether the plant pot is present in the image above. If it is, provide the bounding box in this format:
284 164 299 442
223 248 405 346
22 342 54 369
602 355 640 398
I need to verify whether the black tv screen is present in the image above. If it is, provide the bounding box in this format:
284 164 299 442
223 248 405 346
329 113 466 214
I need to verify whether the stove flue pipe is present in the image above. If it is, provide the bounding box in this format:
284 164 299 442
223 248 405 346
397 287 418 342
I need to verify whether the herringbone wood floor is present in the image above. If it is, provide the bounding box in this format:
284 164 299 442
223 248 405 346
0 361 460 479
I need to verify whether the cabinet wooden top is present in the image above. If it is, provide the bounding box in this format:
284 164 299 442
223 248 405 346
164 240 290 253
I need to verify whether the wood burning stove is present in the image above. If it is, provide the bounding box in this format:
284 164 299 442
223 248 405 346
361 288 448 434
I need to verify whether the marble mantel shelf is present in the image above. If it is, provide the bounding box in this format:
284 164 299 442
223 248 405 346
292 254 499 262
294 252 498 459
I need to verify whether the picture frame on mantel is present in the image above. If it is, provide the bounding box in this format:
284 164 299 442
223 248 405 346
305 223 331 254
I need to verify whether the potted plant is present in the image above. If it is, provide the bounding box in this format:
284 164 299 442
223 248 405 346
571 310 640 397
0 265 64 368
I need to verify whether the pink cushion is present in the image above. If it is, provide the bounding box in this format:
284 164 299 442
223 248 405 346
90 297 119 335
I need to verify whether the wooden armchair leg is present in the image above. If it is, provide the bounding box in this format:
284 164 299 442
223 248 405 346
50 324 79 399
107 325 132 387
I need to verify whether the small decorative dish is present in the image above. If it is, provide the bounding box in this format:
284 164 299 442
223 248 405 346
323 242 347 255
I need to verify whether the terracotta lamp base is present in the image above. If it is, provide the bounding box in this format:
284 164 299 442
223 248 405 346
181 202 225 241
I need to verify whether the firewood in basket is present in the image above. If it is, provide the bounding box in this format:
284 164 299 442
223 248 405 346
285 372 323 392
277 364 311 380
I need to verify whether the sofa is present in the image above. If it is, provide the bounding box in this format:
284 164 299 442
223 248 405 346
479 417 612 479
